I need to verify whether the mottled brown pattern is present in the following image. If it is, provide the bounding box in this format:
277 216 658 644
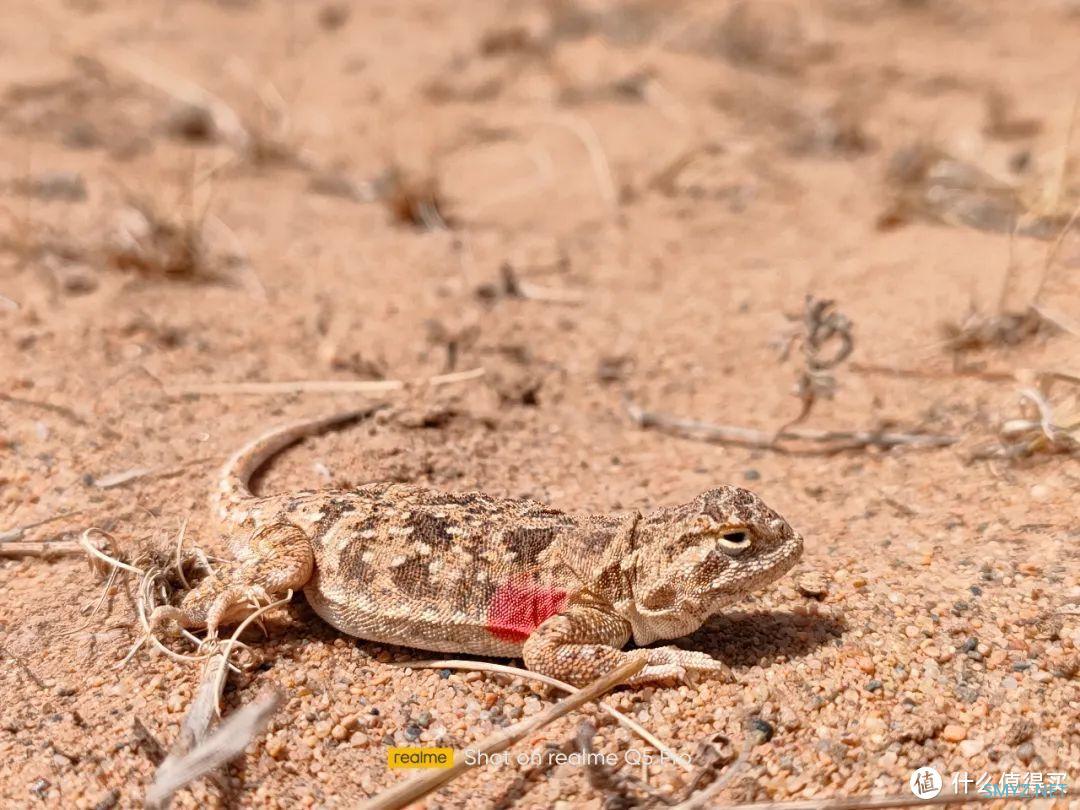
390 554 432 598
164 411 803 685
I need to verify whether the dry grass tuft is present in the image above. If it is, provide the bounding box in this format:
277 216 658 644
0 202 83 270
105 194 209 279
940 305 1048 355
381 165 453 230
879 142 1075 239
970 373 1080 461
102 173 253 287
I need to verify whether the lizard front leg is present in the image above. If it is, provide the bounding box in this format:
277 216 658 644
522 603 733 687
152 523 313 637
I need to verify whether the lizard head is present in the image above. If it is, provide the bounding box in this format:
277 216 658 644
619 487 802 645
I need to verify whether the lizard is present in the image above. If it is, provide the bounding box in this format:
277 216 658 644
151 408 804 687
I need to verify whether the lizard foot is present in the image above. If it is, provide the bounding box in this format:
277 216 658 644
626 647 734 685
149 523 313 638
150 582 272 639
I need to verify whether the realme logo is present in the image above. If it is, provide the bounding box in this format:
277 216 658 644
387 747 454 769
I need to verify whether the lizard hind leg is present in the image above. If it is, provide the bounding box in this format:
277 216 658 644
152 522 314 638
522 604 734 688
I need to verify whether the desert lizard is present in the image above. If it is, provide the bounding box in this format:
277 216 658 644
152 409 804 686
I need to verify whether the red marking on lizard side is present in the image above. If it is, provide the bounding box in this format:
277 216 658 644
486 578 567 643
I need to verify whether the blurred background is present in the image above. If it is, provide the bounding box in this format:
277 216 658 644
2 1 1078 435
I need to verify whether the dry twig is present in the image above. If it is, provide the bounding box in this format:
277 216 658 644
165 366 485 396
0 540 85 558
576 720 675 806
669 722 767 809
145 594 291 807
359 658 645 810
777 296 854 428
91 457 217 489
699 790 1009 810
0 510 84 543
499 263 584 305
626 400 957 454
399 658 688 770
145 681 281 808
0 392 88 425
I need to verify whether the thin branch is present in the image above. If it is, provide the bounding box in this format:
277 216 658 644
501 264 584 306
145 593 292 807
851 362 1080 387
359 658 645 810
625 401 958 454
0 392 87 425
0 540 84 557
92 457 217 489
398 658 689 771
546 114 618 210
850 362 1014 383
0 509 84 543
695 790 1011 810
165 367 485 397
669 725 764 809
145 686 281 809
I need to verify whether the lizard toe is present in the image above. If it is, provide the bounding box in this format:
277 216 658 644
645 647 734 683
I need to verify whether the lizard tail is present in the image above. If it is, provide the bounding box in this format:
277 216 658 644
214 406 385 526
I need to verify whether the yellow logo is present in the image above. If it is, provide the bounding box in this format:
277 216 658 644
387 747 454 769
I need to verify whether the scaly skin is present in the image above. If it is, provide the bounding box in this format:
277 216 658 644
153 410 804 687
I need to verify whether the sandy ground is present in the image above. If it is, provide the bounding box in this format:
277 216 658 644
1 0 1079 807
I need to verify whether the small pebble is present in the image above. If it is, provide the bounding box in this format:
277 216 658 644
796 571 830 599
266 736 287 760
954 685 979 703
1004 719 1034 745
750 717 775 743
942 724 967 742
959 739 984 757
865 679 882 692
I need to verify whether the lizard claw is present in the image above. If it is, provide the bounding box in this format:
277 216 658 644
628 647 734 685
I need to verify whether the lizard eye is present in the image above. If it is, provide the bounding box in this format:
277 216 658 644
718 530 750 555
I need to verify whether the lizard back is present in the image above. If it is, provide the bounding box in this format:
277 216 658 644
250 483 636 656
